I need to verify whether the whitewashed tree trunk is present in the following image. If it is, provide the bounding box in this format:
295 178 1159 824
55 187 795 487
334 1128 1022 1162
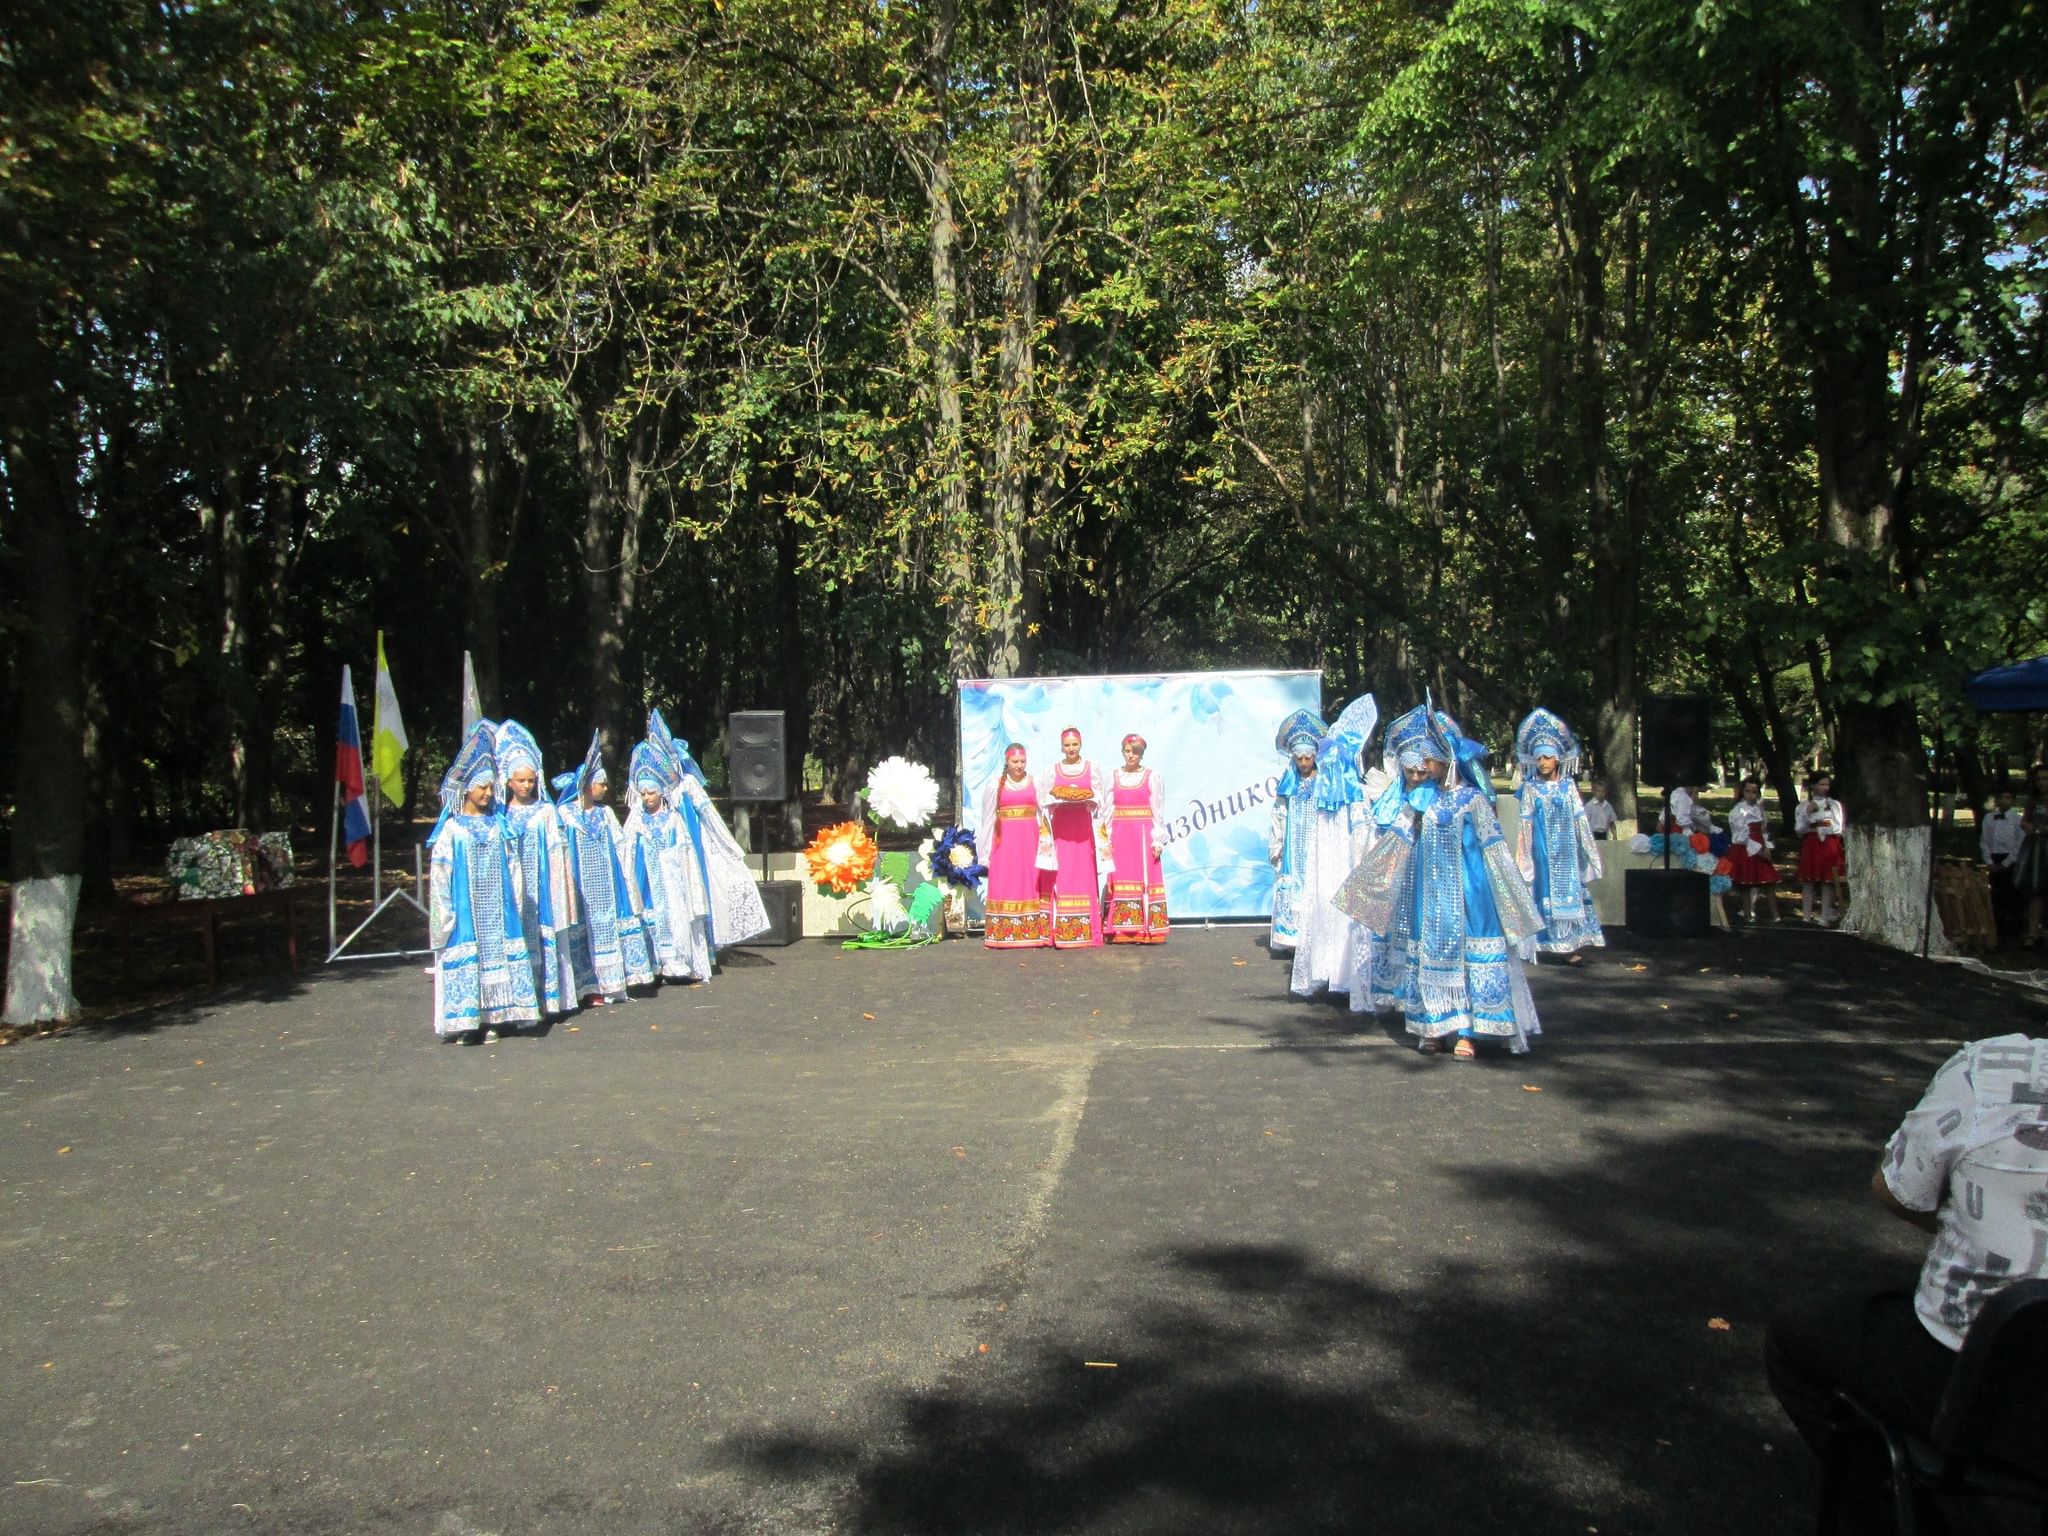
4 875 82 1024
1841 824 1951 956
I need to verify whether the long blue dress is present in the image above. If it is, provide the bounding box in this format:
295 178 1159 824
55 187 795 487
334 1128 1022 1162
503 799 582 1014
430 814 542 1037
1343 781 1544 1050
557 801 656 1001
1517 777 1605 956
1268 776 1317 951
626 800 714 981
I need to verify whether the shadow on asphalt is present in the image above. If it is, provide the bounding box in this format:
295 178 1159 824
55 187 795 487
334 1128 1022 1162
705 926 2048 1534
716 1212 1913 1534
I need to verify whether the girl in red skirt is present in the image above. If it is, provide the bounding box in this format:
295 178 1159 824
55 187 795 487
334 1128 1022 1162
1795 772 1847 925
1726 776 1783 921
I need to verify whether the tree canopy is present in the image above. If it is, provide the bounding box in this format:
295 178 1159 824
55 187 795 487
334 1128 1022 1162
3 0 2043 981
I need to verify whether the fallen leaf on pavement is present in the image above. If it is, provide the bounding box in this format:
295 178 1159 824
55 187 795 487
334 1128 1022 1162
1521 1085 1542 1094
1084 1361 1117 1369
57 1146 71 1155
1628 964 1648 973
566 1025 580 1033
951 1146 966 1158
862 1013 876 1020
1708 1317 1732 1331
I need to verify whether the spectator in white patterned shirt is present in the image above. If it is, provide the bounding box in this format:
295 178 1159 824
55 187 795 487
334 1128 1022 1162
1767 1034 2048 1517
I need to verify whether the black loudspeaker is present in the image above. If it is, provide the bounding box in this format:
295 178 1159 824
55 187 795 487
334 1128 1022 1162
748 880 803 946
1626 869 1712 937
1640 695 1712 788
729 711 787 802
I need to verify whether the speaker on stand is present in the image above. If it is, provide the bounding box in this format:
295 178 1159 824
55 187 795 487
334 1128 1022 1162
1629 694 1714 937
1639 695 1712 791
728 710 801 945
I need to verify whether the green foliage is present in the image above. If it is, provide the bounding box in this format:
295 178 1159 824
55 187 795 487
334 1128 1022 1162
1 0 2041 856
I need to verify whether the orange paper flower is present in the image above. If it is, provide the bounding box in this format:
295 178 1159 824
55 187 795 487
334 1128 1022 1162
1688 832 1711 853
804 821 879 894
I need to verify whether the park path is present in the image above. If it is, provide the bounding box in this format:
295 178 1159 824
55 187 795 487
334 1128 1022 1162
2 926 2032 1534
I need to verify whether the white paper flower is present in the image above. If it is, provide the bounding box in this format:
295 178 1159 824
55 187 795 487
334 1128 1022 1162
865 756 940 830
864 875 908 933
1628 833 1651 855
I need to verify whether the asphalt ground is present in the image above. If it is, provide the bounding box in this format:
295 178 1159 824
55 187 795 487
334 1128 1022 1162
3 923 2044 1536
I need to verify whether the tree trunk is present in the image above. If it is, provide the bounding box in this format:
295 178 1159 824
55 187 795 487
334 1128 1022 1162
1798 0 1942 951
924 0 979 684
3 423 86 1024
986 1 1048 679
573 387 650 767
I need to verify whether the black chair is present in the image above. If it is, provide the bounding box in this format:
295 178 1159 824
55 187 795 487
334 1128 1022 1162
1818 1278 2048 1535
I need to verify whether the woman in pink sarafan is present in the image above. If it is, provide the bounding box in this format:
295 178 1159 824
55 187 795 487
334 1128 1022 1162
1046 727 1111 947
1105 733 1168 943
977 743 1053 949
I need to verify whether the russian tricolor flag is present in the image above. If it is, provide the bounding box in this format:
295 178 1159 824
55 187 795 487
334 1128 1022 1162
337 666 372 867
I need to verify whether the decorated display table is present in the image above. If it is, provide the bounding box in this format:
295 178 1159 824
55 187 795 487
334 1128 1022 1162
117 831 302 987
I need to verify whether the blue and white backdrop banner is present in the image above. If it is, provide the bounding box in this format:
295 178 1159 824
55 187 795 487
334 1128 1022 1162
957 670 1324 921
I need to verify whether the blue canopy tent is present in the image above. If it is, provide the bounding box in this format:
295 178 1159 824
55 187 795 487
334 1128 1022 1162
1967 655 2048 713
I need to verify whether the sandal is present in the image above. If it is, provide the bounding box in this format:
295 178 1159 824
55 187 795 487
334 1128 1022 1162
1418 1037 1448 1055
1453 1038 1477 1060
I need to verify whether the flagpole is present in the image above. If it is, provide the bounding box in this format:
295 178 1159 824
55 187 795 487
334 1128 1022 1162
327 778 341 958
371 770 383 913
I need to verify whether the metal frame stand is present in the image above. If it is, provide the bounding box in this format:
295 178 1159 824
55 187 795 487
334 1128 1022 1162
326 772 432 962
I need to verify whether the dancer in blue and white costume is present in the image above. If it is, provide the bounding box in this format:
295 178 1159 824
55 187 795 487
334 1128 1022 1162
552 732 656 1004
1337 701 1544 1056
1513 707 1605 964
428 720 542 1041
1267 709 1326 953
645 709 770 955
495 720 582 1015
625 739 714 982
1289 694 1389 999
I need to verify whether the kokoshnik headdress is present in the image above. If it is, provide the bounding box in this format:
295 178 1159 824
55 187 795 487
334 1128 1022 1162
432 718 501 844
1272 708 1328 803
493 719 549 806
630 740 675 796
550 729 606 805
1306 693 1379 811
1382 694 1491 795
1273 709 1326 757
1514 707 1581 778
646 708 708 787
1383 702 1450 773
1433 705 1494 795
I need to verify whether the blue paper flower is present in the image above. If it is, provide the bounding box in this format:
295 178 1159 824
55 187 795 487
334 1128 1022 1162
1710 874 1732 894
926 825 987 889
